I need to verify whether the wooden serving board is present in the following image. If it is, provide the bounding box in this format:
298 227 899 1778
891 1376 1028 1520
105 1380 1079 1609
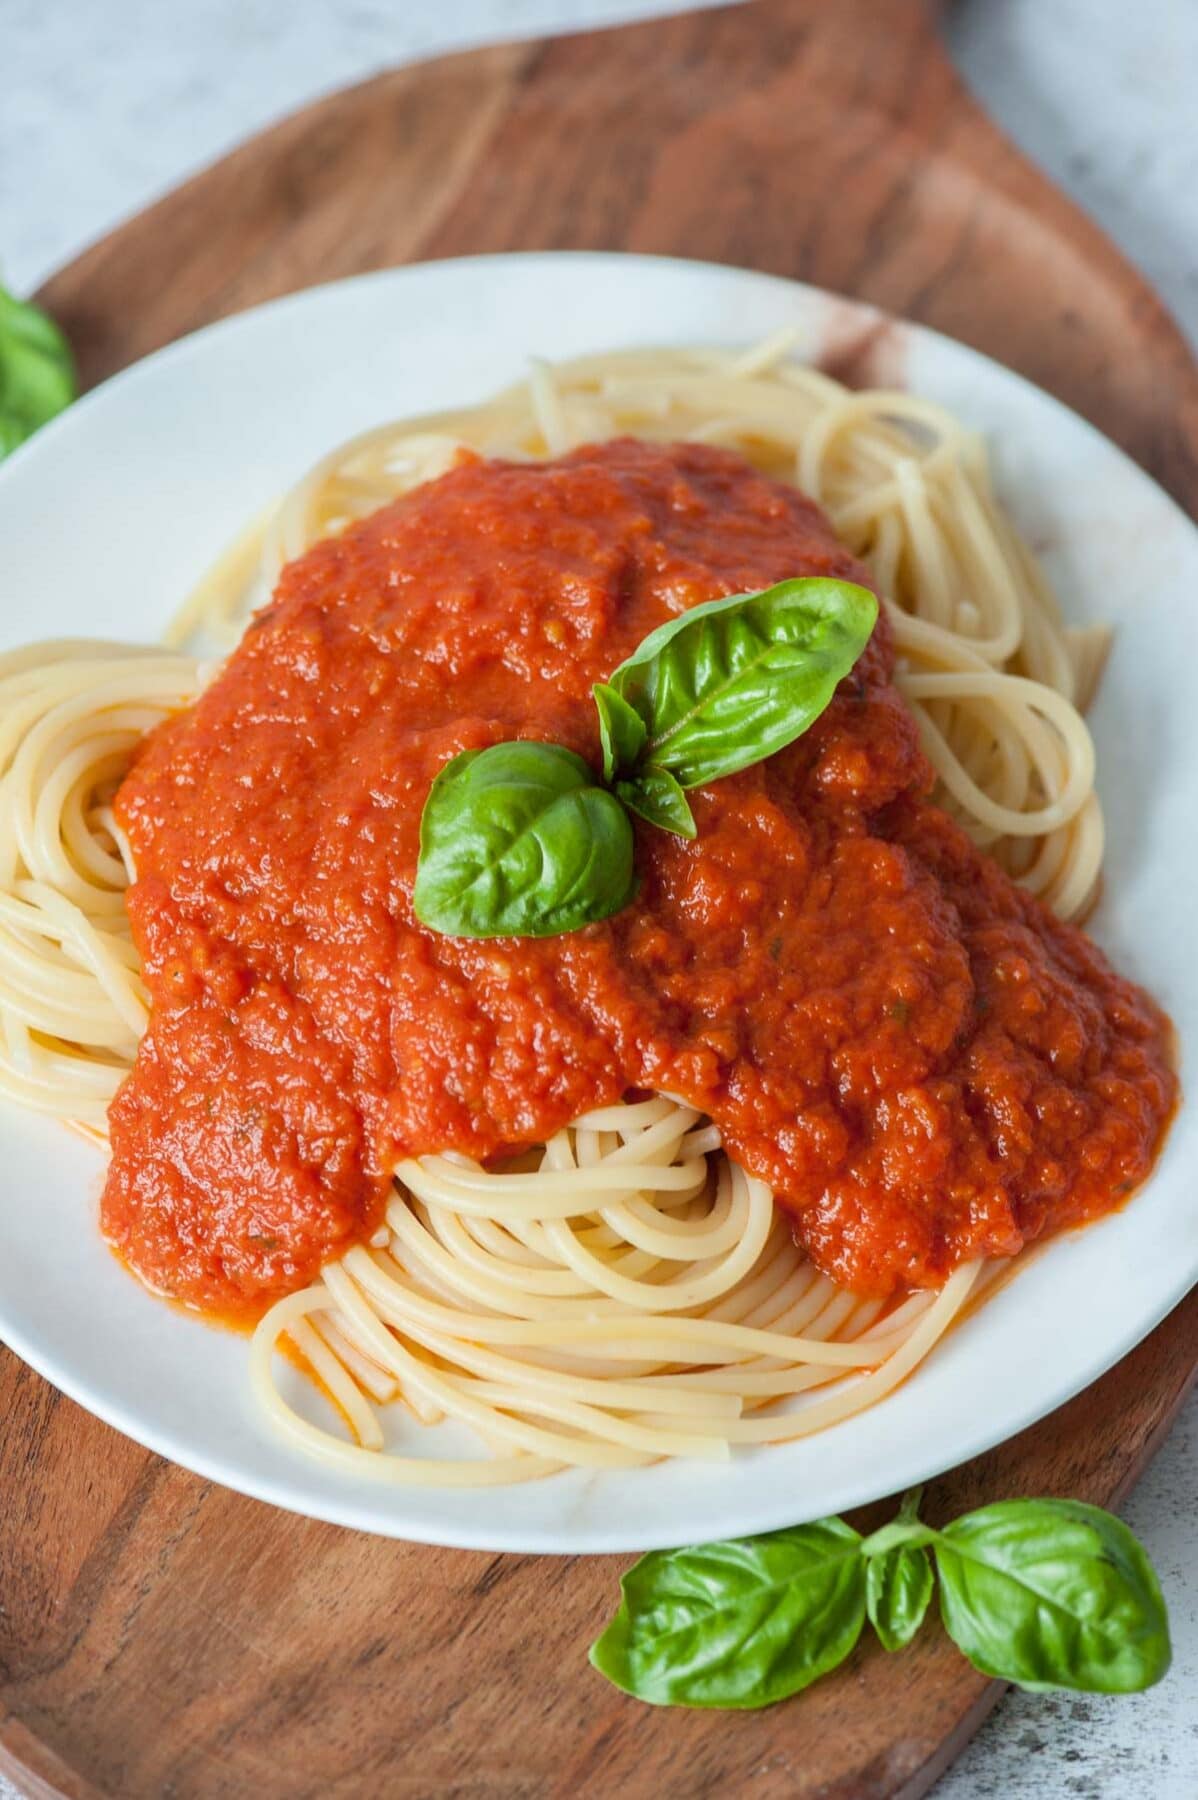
4 2 1196 1795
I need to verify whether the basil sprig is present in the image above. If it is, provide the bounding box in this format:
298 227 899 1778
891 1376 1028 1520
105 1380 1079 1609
415 577 876 938
590 1489 1171 1709
0 285 76 457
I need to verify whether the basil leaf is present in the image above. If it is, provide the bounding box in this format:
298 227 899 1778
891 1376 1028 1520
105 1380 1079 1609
935 1499 1171 1693
615 767 697 839
0 285 76 457
414 740 635 938
607 577 878 788
589 1520 866 1709
867 1543 934 1653
593 681 647 783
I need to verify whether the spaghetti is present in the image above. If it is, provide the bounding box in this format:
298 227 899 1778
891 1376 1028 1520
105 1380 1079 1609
0 341 1131 1483
251 1099 983 1483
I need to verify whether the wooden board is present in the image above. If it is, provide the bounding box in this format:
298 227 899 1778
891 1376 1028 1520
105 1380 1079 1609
4 1 1196 1794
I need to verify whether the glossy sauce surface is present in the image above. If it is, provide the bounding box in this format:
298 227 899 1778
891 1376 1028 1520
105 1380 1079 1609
104 441 1176 1312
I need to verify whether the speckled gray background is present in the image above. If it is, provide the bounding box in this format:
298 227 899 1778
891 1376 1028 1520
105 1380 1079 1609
1 3 1195 1795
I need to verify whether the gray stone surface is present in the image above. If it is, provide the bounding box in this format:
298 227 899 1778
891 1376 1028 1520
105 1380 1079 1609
0 3 1194 1795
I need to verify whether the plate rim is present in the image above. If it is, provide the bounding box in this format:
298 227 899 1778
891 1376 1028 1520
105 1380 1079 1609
0 248 1193 1552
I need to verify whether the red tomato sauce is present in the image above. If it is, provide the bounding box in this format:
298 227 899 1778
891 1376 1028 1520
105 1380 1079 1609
104 440 1176 1314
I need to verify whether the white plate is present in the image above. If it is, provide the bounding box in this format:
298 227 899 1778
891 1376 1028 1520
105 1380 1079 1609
0 253 1193 1552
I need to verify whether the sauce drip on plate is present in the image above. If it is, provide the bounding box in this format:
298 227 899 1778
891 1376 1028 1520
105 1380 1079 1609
104 441 1176 1313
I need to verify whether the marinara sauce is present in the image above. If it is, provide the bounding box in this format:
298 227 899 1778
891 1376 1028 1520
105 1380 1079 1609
104 441 1176 1314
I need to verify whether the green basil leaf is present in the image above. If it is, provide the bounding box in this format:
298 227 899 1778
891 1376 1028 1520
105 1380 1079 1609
0 285 76 457
615 767 697 839
593 681 647 783
935 1499 1171 1694
414 740 635 938
589 1520 866 1709
867 1543 934 1653
607 577 878 788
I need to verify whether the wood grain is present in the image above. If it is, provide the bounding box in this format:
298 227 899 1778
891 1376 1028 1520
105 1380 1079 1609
4 1 1196 1795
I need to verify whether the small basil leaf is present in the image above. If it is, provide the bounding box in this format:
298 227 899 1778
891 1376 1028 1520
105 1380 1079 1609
608 577 878 788
414 740 635 939
935 1499 1171 1694
0 286 76 457
867 1543 934 1653
593 681 647 783
589 1519 866 1709
615 767 697 839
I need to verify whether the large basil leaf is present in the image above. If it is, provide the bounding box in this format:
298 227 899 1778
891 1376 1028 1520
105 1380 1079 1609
867 1543 934 1653
615 767 696 839
606 577 878 788
589 1520 866 1708
414 740 635 938
935 1499 1171 1693
0 286 76 457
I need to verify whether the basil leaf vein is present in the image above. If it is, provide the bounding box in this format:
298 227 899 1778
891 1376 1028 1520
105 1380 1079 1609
589 1521 866 1708
413 740 635 938
607 576 878 788
934 1498 1172 1693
